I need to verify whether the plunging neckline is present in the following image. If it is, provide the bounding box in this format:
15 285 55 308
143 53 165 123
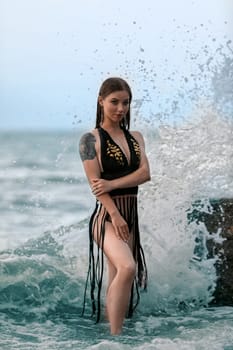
100 127 131 166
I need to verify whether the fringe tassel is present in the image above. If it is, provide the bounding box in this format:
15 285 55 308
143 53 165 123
81 195 148 323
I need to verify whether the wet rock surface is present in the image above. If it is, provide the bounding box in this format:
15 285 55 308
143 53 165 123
189 198 233 305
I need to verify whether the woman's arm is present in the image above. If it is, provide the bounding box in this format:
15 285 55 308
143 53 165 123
79 131 130 241
92 131 151 195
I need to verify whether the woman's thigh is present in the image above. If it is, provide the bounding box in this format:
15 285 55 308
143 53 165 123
102 222 135 271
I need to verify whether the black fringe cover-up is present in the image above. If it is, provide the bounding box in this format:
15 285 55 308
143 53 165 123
82 127 148 322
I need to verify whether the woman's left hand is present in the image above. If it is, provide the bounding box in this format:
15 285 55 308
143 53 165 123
91 178 113 196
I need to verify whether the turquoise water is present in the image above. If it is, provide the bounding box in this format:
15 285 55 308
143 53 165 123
0 121 233 349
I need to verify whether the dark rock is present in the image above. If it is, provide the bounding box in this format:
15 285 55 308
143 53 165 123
188 198 233 305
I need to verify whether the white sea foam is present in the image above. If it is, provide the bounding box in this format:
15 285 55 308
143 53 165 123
138 109 233 312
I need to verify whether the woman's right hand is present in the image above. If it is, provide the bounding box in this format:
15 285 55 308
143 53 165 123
91 178 113 196
110 211 129 242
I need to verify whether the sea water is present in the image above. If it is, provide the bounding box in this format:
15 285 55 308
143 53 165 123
0 112 233 350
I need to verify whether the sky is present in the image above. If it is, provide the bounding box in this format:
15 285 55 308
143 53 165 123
0 0 232 130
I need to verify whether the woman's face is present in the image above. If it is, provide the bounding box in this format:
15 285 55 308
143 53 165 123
99 90 130 125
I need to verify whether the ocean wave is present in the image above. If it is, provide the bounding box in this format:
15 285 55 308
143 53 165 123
0 215 214 323
0 221 90 321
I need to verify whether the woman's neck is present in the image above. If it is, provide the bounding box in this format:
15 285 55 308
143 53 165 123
100 122 122 134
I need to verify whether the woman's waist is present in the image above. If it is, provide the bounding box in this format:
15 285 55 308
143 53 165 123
100 171 139 196
101 168 138 181
109 187 138 196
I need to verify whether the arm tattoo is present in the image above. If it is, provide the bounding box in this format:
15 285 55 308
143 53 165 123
79 132 97 161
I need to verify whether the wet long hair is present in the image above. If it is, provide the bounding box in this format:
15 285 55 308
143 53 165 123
95 77 132 130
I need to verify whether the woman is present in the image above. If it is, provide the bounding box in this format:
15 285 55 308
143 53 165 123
79 77 151 335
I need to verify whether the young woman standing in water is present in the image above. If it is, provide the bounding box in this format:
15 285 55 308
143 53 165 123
79 77 151 335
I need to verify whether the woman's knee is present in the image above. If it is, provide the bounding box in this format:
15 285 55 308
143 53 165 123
118 260 136 280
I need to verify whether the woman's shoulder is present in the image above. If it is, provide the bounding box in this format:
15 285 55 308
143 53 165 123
80 129 98 141
79 130 98 150
79 128 101 148
130 130 144 141
79 129 100 160
129 130 146 149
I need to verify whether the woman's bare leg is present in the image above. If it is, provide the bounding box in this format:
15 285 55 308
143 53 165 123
105 259 117 321
103 222 136 335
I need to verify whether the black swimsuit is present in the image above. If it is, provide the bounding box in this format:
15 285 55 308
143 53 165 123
82 127 147 322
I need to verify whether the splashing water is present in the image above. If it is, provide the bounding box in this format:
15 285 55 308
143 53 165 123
139 110 233 314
